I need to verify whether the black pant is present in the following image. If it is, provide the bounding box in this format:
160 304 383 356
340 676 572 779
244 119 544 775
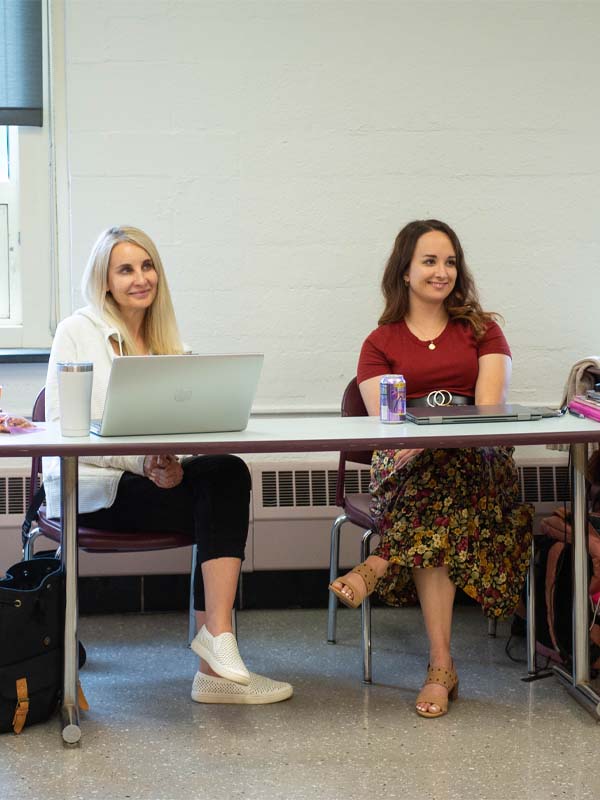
78 455 251 610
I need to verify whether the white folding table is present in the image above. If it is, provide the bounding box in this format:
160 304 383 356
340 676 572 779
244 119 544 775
2 413 600 742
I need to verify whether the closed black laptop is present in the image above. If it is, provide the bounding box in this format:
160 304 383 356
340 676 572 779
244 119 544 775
406 404 547 425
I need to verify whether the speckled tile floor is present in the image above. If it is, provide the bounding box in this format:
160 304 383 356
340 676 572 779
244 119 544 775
1 606 599 800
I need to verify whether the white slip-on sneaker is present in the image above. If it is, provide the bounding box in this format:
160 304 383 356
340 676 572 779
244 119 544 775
191 625 250 685
191 671 293 705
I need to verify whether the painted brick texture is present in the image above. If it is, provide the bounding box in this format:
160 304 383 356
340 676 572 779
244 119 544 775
61 0 600 410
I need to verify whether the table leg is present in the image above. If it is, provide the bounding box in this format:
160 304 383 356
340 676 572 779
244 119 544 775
553 443 600 718
526 536 537 674
522 534 553 682
360 530 372 684
60 456 81 744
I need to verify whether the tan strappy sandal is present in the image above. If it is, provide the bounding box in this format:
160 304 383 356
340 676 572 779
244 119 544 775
328 562 378 609
415 663 459 719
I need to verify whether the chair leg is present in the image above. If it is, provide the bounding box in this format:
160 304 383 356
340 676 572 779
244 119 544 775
526 536 537 675
361 529 375 684
327 514 347 643
488 618 498 637
22 526 42 560
22 527 61 562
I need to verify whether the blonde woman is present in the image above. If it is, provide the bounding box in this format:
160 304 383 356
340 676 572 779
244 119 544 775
44 226 292 705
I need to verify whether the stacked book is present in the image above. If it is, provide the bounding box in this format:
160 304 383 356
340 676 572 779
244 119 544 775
569 389 600 422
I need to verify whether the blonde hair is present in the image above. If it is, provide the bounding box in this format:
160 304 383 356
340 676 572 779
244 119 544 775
81 226 183 355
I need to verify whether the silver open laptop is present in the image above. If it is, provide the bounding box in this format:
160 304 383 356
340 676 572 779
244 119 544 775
90 354 263 436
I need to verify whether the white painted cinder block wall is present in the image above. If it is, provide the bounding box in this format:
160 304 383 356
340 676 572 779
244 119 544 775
62 0 600 409
5 0 600 413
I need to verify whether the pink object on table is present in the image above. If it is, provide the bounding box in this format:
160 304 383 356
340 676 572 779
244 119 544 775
5 424 43 435
569 398 600 422
0 418 42 435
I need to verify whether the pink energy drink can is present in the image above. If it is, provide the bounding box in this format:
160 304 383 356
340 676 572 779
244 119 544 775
379 375 406 423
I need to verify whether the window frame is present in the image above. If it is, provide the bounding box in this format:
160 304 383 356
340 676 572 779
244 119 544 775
0 0 70 349
0 127 21 327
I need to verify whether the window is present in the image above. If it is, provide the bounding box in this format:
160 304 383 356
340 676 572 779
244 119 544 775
0 128 8 181
0 2 67 349
0 127 19 325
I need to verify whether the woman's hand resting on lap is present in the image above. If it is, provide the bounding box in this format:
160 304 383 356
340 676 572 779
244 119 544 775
143 454 183 489
393 449 424 469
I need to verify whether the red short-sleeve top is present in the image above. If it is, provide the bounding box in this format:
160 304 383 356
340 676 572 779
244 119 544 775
357 319 511 399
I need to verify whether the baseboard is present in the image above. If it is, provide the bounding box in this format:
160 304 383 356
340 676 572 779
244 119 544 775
78 570 479 615
78 570 334 614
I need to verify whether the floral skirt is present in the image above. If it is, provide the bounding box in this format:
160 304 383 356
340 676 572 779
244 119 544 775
370 447 533 618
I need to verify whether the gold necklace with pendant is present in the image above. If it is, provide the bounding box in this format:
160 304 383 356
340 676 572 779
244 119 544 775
406 319 447 350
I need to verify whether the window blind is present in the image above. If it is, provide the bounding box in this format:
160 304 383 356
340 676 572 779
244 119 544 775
0 0 42 126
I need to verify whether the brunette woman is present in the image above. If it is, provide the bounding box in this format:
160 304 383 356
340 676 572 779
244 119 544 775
330 219 532 718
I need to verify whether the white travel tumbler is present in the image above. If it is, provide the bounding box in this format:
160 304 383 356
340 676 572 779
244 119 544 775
57 362 93 437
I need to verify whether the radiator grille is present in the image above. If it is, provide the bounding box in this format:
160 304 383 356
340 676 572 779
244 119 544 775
261 470 277 508
311 471 327 506
259 464 570 509
261 468 371 508
519 465 569 504
0 464 573 515
0 476 32 516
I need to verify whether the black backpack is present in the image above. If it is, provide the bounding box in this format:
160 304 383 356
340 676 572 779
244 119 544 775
535 510 600 670
0 484 86 734
0 557 64 733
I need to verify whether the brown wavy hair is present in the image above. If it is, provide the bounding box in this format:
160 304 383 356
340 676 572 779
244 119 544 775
379 219 500 337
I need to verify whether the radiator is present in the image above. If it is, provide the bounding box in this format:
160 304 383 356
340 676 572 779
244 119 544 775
0 464 252 577
249 446 570 569
0 447 570 575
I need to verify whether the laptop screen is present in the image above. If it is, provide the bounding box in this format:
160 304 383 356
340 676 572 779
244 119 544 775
91 353 264 436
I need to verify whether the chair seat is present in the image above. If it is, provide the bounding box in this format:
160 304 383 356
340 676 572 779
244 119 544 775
343 493 374 531
38 507 192 553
